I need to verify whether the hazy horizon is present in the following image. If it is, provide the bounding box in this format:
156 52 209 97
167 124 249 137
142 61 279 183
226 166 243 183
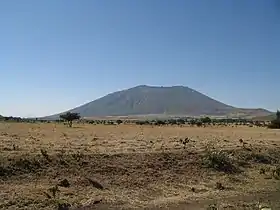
1 0 279 117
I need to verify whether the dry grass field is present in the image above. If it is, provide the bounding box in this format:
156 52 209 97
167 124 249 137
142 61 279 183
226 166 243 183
1 122 280 209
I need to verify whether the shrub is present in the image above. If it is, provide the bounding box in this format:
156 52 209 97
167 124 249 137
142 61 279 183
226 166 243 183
204 149 238 173
196 121 203 127
106 121 114 125
168 119 177 125
201 117 211 124
189 119 196 126
268 121 280 129
268 110 280 129
176 118 186 125
154 120 165 126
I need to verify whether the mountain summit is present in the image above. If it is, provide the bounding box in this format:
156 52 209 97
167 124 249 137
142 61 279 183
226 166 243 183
45 85 271 119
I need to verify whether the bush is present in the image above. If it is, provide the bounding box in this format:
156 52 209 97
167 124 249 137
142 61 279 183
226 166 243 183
189 119 196 125
154 120 165 126
176 118 186 125
204 149 238 173
201 117 211 124
168 119 177 125
268 120 280 129
196 121 203 127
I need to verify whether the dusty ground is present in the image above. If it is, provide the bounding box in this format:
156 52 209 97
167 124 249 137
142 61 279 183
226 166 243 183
0 122 280 209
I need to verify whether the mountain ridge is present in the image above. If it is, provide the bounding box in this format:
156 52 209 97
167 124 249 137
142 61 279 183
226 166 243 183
44 85 271 119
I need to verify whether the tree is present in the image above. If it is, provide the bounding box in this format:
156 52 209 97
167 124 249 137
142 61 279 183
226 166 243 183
201 117 212 124
268 110 280 129
276 110 280 121
59 112 80 127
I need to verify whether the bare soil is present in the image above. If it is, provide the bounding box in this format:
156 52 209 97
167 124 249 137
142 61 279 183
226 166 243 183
0 122 280 209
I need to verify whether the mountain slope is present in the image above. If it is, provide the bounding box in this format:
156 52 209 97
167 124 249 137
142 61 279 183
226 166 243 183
45 85 271 119
252 113 276 121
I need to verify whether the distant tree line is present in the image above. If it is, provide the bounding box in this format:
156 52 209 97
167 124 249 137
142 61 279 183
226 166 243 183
133 117 265 127
1 111 279 129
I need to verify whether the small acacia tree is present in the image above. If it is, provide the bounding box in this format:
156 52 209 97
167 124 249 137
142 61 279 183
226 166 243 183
60 112 81 127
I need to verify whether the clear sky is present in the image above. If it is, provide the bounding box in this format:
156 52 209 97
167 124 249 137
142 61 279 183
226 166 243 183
0 0 279 117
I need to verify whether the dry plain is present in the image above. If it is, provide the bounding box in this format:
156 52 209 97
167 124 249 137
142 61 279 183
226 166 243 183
0 122 280 209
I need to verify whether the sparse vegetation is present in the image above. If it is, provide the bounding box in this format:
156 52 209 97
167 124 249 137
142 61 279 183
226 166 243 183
1 120 280 209
0 112 271 129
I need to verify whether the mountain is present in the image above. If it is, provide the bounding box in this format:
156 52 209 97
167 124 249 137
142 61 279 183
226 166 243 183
44 85 271 119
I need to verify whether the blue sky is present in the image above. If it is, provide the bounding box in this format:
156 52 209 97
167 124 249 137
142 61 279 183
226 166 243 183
0 0 279 117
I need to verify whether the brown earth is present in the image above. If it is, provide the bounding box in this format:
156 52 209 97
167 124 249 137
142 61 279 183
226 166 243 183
0 122 280 209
